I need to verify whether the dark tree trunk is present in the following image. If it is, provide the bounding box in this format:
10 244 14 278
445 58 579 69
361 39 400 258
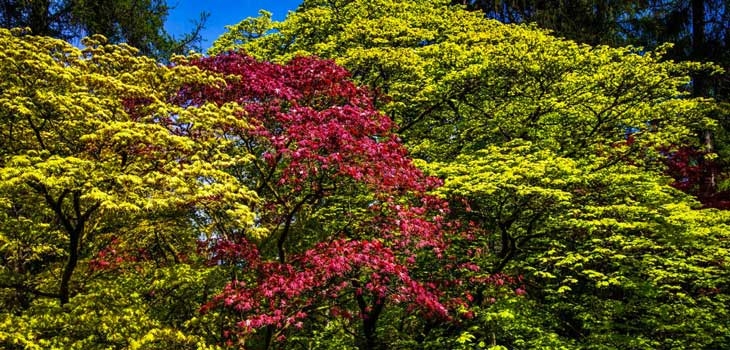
59 226 80 305
361 299 384 350
354 281 385 350
691 0 718 195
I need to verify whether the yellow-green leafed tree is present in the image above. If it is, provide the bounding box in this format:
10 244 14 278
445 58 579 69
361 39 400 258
0 28 257 348
421 143 730 349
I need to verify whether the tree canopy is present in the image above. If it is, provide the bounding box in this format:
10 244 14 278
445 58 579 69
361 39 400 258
0 27 258 348
1 0 730 349
457 0 730 208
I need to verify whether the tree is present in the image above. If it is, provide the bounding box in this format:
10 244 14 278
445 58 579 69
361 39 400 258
216 0 730 347
457 0 730 207
0 0 207 60
454 0 730 82
453 0 643 46
423 144 730 348
0 28 255 348
168 52 460 349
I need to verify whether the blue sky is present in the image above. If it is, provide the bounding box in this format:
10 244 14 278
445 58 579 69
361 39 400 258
165 1 302 50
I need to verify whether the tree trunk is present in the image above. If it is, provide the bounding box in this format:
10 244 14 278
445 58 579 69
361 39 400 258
59 227 80 305
354 282 385 350
691 0 717 195
28 0 52 36
360 300 384 350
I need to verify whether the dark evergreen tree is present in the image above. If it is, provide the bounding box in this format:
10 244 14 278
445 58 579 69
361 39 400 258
0 0 207 60
453 0 644 46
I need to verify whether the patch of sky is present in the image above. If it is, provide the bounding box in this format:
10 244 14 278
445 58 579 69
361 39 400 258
165 0 302 51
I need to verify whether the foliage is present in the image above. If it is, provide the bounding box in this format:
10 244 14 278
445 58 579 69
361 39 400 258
425 145 730 348
454 0 642 46
2 0 730 348
217 0 730 348
0 0 208 60
213 0 712 161
456 0 730 98
169 52 457 349
459 0 730 207
0 27 475 349
0 28 255 348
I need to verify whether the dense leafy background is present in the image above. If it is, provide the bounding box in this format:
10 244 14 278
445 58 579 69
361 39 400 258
1 0 729 349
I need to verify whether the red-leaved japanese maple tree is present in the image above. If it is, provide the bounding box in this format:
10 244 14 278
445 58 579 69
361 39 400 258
663 145 730 209
170 52 460 348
